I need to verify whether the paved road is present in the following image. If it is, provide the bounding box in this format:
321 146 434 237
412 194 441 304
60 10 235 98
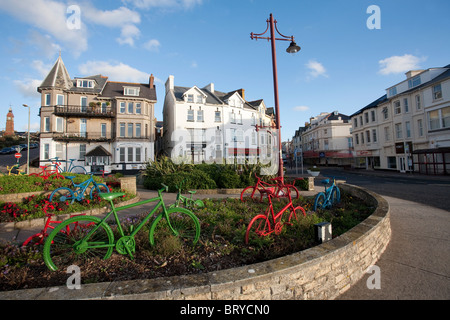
301 168 450 300
0 147 39 174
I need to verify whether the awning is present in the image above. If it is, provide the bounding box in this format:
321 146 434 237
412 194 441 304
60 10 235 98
85 145 112 157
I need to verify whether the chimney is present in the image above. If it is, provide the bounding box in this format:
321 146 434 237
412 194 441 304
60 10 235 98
204 83 214 93
165 75 174 93
405 70 424 79
237 89 245 100
149 74 154 89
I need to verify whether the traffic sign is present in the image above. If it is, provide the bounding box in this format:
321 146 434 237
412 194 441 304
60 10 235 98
14 153 22 159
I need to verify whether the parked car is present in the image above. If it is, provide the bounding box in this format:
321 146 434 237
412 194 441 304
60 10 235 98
0 147 16 155
19 144 28 150
30 143 39 149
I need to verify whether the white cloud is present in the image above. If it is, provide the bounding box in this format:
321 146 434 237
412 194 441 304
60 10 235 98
306 60 328 79
78 61 149 83
13 79 42 98
143 39 161 52
0 0 88 57
293 106 310 112
378 54 426 75
123 0 203 9
116 24 141 46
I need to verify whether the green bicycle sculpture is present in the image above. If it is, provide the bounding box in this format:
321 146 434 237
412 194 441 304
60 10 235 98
170 179 205 209
43 184 201 271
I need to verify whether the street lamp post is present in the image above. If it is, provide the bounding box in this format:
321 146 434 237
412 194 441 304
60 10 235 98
23 104 30 175
250 13 300 182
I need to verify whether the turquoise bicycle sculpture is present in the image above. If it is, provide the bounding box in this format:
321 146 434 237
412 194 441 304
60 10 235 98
313 177 342 211
49 173 109 204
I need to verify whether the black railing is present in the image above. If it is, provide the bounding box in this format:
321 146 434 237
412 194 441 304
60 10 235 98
53 132 113 142
54 105 114 118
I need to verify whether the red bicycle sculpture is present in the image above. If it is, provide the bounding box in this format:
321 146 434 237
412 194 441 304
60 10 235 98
22 212 91 246
245 186 306 244
28 162 65 180
240 174 302 202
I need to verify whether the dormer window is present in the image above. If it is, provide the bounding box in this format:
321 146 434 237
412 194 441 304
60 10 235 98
77 79 94 88
187 94 194 103
124 86 140 96
196 95 203 104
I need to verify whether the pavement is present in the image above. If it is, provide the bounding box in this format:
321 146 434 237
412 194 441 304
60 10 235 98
0 168 449 300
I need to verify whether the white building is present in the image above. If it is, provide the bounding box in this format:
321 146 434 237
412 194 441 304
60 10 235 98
38 55 157 174
351 64 450 174
162 75 275 166
302 111 353 166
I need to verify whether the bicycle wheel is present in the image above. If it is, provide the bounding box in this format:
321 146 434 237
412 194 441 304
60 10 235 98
193 199 204 208
331 187 341 204
240 186 262 202
69 166 87 175
288 206 306 223
49 187 75 204
245 214 271 244
22 233 45 247
313 192 326 211
43 216 114 271
287 185 300 200
149 207 200 247
89 183 110 200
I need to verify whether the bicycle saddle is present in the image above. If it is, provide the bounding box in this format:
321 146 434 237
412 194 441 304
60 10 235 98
99 192 125 201
65 176 76 180
261 187 275 196
321 179 330 184
188 190 196 194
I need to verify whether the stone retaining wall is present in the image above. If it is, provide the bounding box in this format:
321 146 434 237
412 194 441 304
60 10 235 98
0 183 391 300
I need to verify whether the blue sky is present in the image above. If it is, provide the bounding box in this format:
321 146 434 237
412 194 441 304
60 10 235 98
0 0 449 142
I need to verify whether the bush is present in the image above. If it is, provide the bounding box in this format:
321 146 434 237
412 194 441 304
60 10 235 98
145 170 217 192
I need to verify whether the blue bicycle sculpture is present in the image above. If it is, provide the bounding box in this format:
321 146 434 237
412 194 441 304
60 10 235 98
313 177 342 211
49 173 109 204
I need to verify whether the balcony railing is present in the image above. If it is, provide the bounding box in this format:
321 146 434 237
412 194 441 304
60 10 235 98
53 132 113 142
54 105 114 118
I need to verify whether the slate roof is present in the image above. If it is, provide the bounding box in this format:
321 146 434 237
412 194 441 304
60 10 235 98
38 55 72 91
101 81 157 101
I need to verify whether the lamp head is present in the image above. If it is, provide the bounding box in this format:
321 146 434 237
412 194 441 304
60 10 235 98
286 41 301 54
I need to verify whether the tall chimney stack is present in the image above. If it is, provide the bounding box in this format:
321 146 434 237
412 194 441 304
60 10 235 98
149 74 154 89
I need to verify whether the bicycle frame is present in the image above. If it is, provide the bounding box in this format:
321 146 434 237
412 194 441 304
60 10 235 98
68 175 101 200
264 191 296 228
78 186 177 251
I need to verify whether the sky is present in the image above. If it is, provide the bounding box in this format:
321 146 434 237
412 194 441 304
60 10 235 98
0 0 449 142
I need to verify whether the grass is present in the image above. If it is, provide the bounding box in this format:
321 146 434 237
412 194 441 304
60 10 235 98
0 191 374 292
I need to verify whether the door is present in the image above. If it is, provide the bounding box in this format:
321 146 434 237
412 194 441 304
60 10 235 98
399 157 406 173
80 119 87 138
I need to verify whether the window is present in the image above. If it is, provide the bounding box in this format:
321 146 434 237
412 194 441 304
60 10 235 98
101 123 107 138
355 133 359 145
387 156 397 169
324 139 329 150
187 94 194 103
360 132 364 144
44 117 50 132
80 119 87 137
230 112 236 124
428 110 440 130
364 113 369 124
433 84 442 100
238 113 243 125
443 107 450 128
136 148 141 162
136 123 141 138
394 101 401 114
382 107 389 120
120 102 126 113
418 119 423 137
187 109 194 121
408 76 421 88
80 144 86 159
406 121 411 138
128 102 133 113
236 129 244 142
353 118 358 128
55 143 63 159
359 116 363 126
395 123 402 139
43 144 49 160
119 148 125 162
371 110 376 122
55 117 63 132
57 94 64 106
128 147 133 162
197 109 204 122
251 131 256 145
215 111 221 122
215 129 222 144
196 95 203 104
77 79 94 88
135 103 141 114
128 123 133 137
45 94 51 106
404 98 409 113
416 95 421 110
372 129 377 142
384 126 390 141
120 123 125 137
389 87 397 96
124 87 140 96
81 97 87 112
251 114 256 126
366 130 371 143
